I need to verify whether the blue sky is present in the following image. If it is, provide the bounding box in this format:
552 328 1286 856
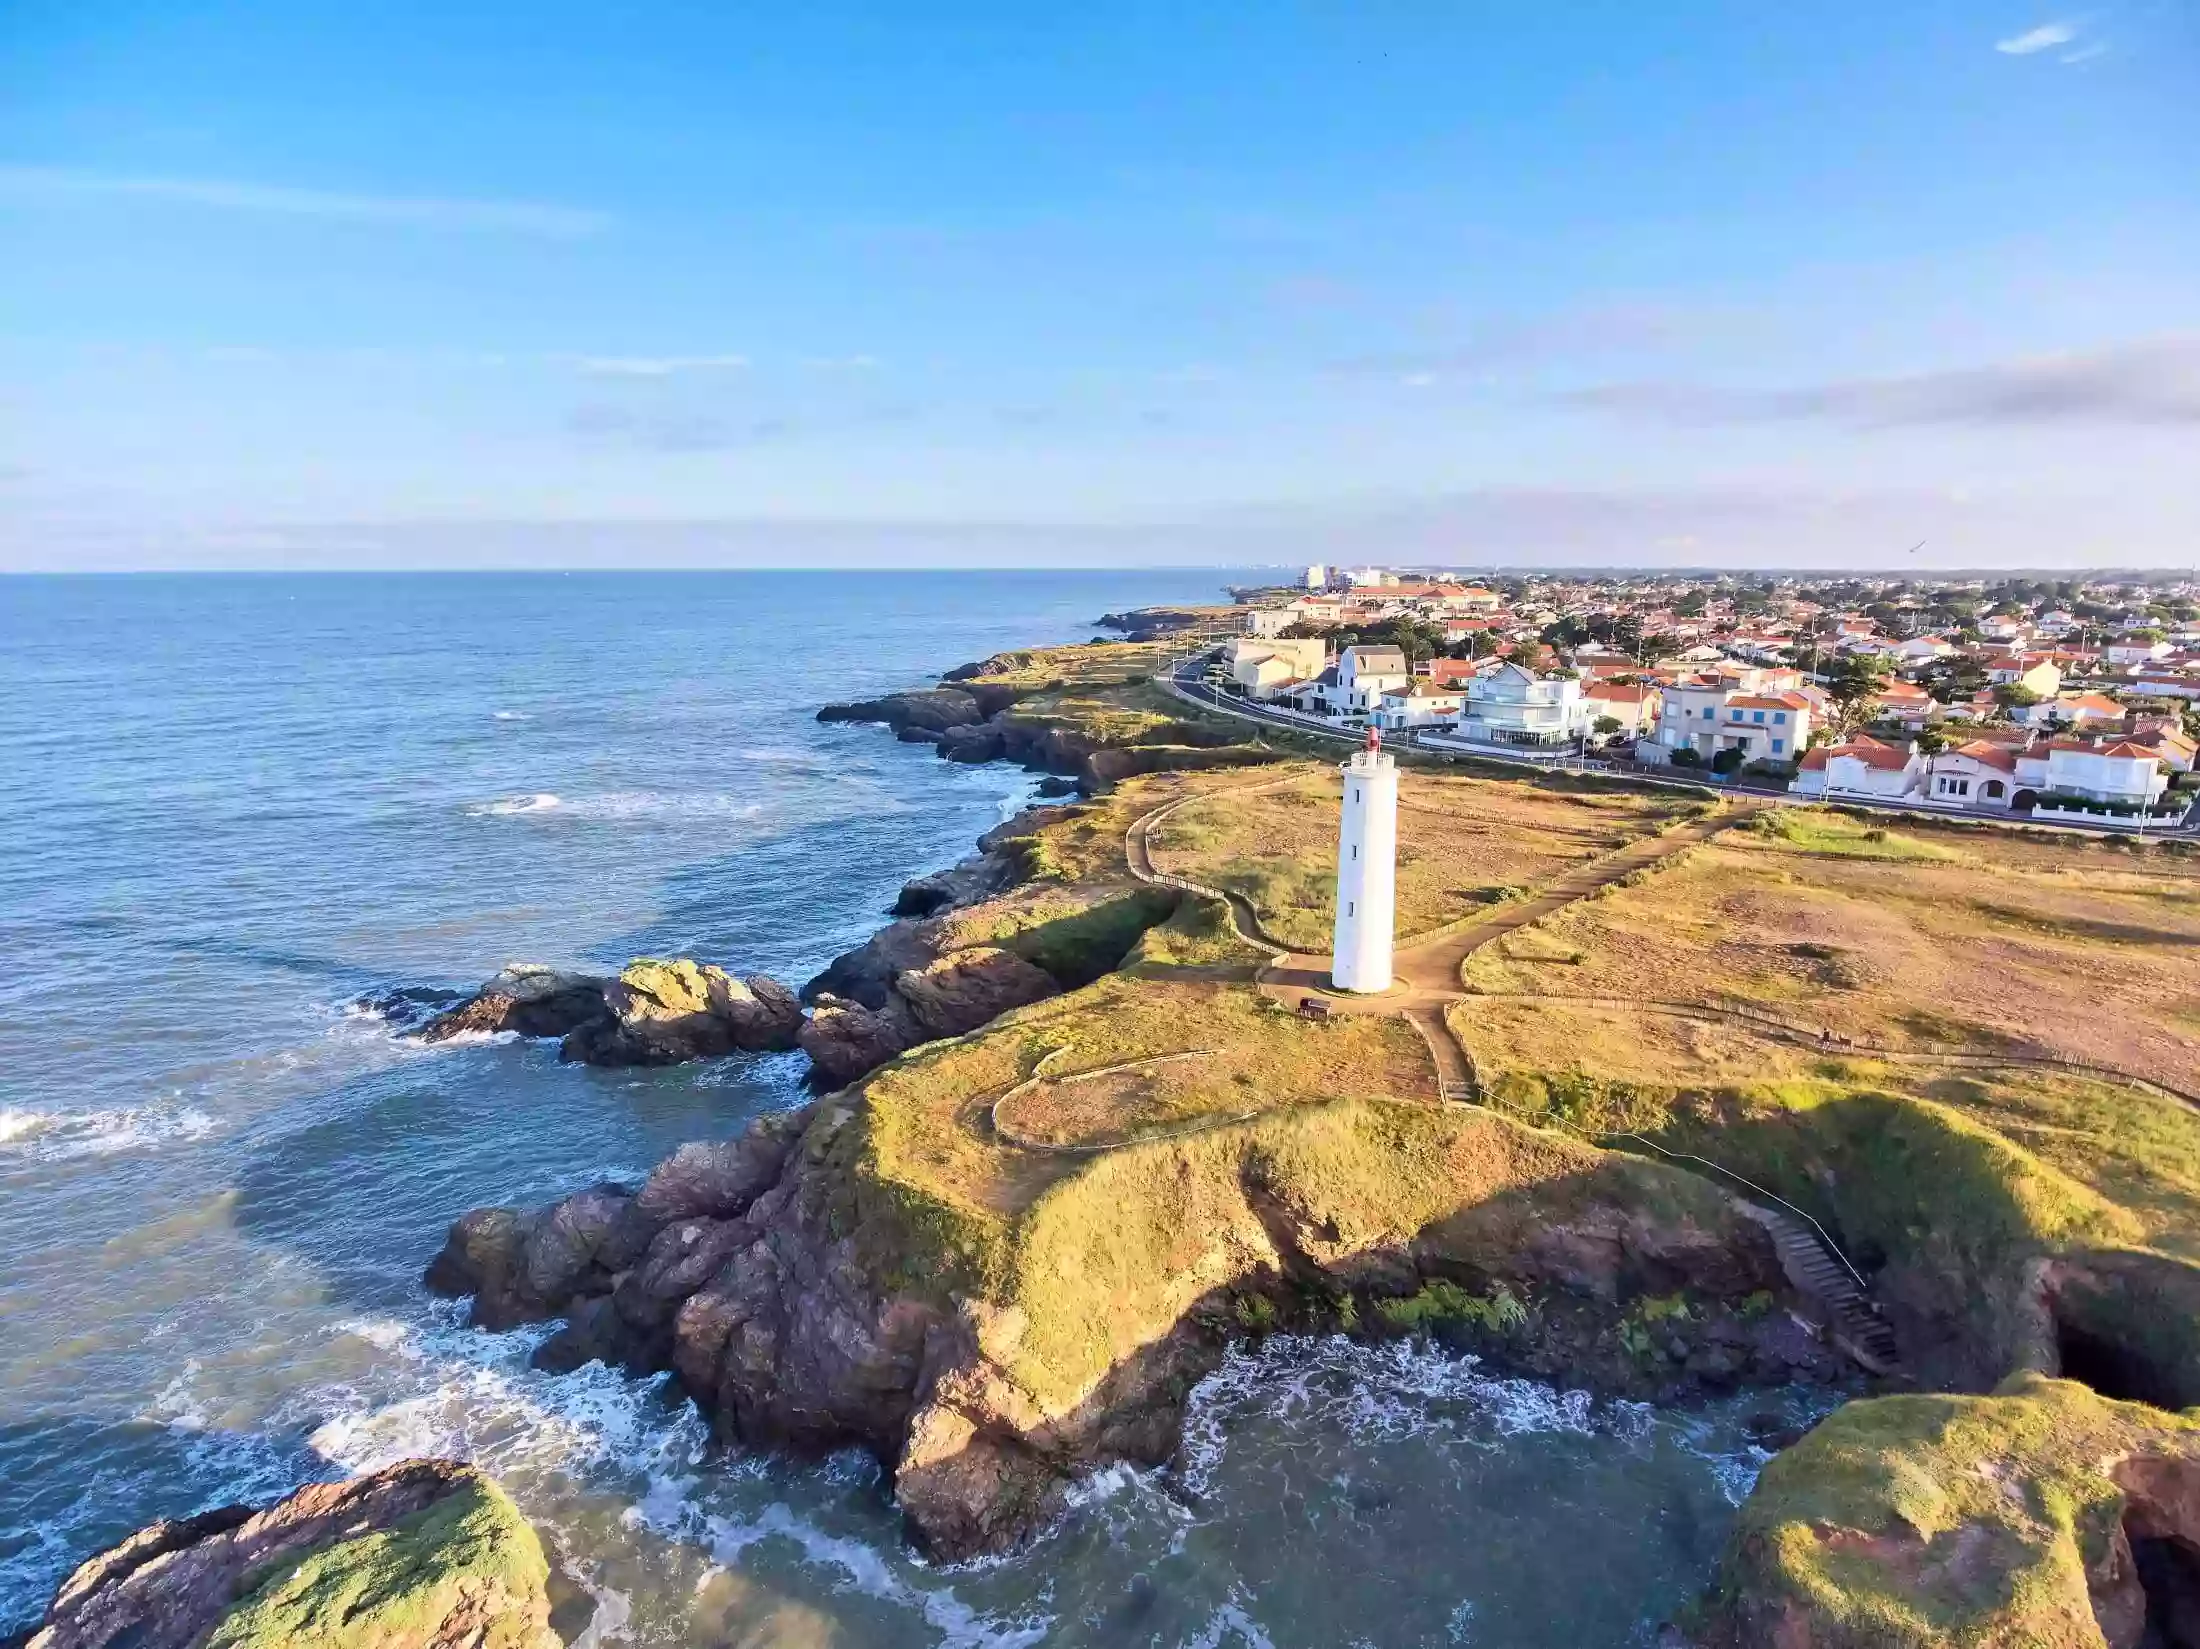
3 1 2195 569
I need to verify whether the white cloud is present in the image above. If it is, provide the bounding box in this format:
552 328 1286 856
0 165 608 236
575 354 750 377
1995 20 2079 54
2059 41 2110 63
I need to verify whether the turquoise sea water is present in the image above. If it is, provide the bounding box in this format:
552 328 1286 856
0 571 1818 1647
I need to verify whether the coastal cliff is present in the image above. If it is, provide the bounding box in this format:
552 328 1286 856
817 638 1269 793
426 1089 1836 1558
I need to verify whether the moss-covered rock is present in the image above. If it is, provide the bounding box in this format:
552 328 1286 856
1693 1374 2200 1649
18 1460 557 1649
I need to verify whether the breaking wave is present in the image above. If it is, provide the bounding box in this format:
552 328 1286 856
247 1311 1053 1649
0 1102 217 1162
466 792 764 822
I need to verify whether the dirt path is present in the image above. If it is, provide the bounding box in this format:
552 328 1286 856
1123 775 1771 1110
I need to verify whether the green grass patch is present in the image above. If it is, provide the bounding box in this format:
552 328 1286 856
206 1476 549 1649
1742 808 1958 861
1711 1374 2200 1647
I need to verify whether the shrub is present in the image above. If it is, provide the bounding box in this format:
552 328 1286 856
1376 1279 1530 1336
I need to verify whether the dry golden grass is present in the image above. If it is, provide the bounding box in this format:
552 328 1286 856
963 640 1181 690
1448 1001 2200 1260
1147 764 1686 947
1457 835 2200 1086
856 972 1434 1223
994 1006 1433 1148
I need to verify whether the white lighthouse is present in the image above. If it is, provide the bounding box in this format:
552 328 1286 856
1331 726 1398 993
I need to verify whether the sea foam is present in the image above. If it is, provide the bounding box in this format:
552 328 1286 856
0 1102 217 1162
467 791 763 822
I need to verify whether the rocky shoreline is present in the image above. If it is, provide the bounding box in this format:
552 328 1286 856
420 1095 1857 1560
364 799 1115 1088
6 1459 562 1649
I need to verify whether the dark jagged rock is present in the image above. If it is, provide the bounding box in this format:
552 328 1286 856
890 853 1017 918
11 1459 557 1649
802 921 942 1010
936 724 1005 764
351 985 464 1028
416 964 610 1043
816 688 985 733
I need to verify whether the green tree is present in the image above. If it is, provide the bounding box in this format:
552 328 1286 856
1824 653 1890 733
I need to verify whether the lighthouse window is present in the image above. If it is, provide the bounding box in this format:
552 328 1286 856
1347 901 1355 916
1351 845 1357 860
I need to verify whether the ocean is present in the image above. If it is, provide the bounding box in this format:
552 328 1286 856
0 570 1817 1647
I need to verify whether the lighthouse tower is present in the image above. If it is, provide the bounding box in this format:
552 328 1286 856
1331 725 1399 993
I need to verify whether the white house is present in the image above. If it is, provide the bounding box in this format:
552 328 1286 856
1872 679 1939 730
1374 680 1465 731
2011 690 2124 730
2033 739 2172 812
1332 645 1411 715
1454 662 1590 747
1923 739 2021 810
2107 636 2173 667
1225 636 1328 699
1890 636 1956 665
1582 680 1660 737
1791 736 1923 799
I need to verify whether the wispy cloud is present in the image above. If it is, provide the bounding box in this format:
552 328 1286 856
0 164 608 237
1559 336 2200 429
575 354 749 377
1995 19 2080 54
2059 40 2110 63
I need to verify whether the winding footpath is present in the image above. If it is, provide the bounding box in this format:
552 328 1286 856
1122 776 1917 1372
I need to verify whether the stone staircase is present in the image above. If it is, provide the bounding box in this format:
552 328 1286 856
1750 1204 1902 1375
1613 1131 1901 1376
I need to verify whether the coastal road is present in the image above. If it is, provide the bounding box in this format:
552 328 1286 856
1167 646 2199 836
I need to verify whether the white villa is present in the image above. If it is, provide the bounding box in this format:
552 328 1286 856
1373 680 1465 731
1795 731 2185 824
1791 736 1924 799
1455 662 1589 747
1330 645 1411 717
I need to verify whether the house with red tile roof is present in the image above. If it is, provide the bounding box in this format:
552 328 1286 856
1582 679 1661 736
1791 735 1922 800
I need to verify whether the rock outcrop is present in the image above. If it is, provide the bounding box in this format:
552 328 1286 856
413 959 801 1067
429 1096 1832 1561
797 949 1059 1086
11 1459 558 1649
816 688 990 735
1687 1374 2200 1649
417 964 609 1043
559 960 803 1065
